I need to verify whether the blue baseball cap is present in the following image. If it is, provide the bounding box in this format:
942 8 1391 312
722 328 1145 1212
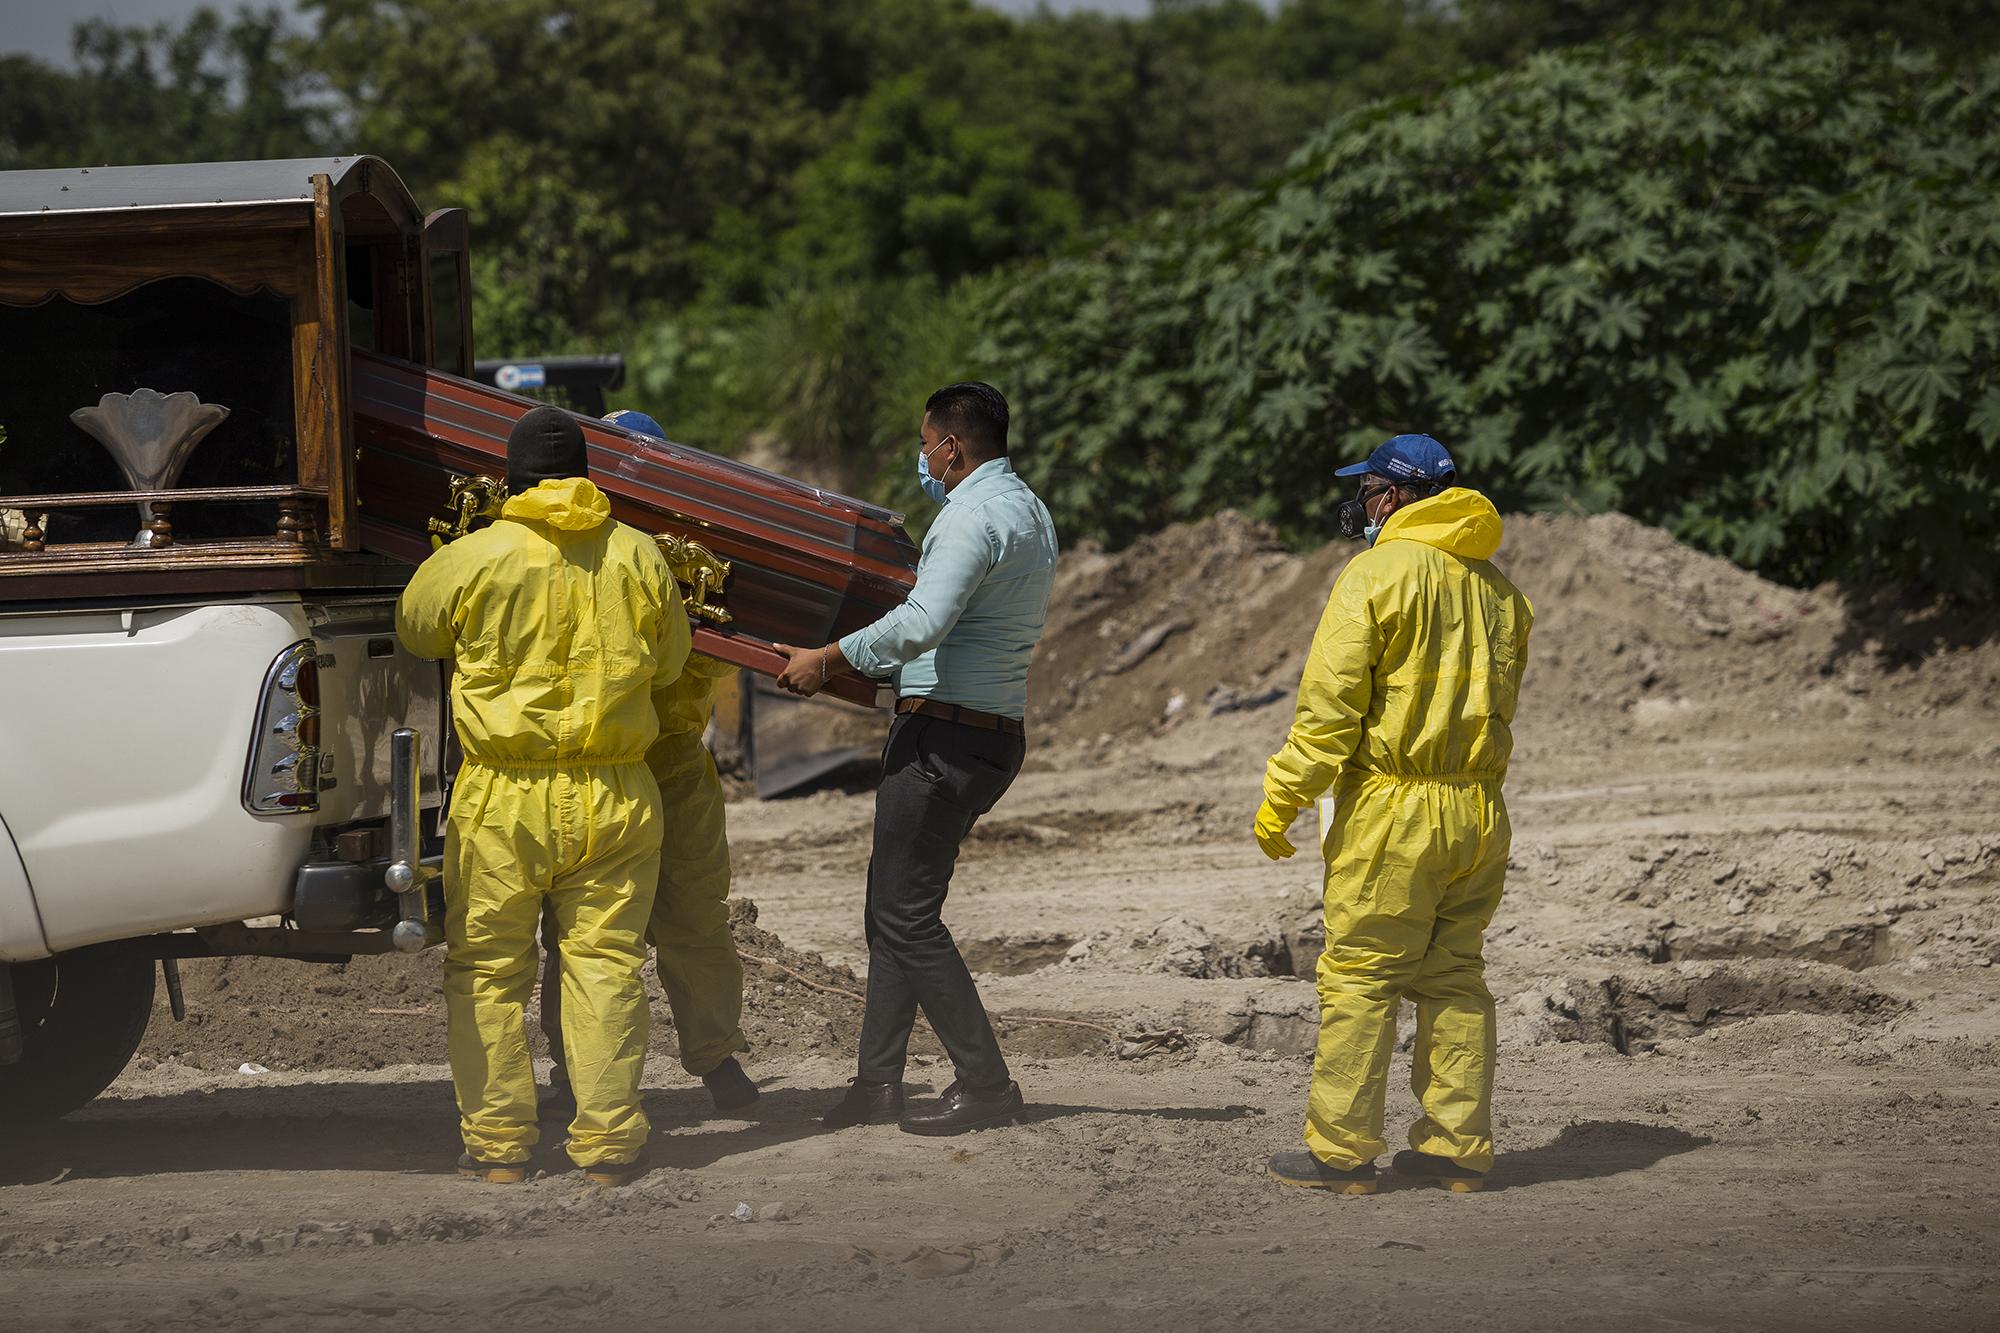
602 409 667 441
1334 433 1456 482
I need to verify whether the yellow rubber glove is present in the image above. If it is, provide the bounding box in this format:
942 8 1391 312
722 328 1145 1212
1253 798 1298 860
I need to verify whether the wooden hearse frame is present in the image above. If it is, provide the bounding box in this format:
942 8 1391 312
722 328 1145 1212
0 156 915 705
0 156 469 591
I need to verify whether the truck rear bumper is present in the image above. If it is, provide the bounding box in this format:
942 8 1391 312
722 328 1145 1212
291 852 442 932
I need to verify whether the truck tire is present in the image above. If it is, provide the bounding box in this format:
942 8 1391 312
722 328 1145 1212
0 948 155 1123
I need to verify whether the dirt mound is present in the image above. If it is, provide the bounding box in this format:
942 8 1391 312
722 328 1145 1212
139 949 444 1072
1027 509 2000 754
138 899 1099 1074
1512 959 1910 1054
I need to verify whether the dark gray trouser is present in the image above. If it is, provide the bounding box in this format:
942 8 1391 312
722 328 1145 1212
857 711 1024 1091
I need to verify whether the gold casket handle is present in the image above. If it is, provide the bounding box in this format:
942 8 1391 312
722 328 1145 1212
656 533 732 625
426 474 508 548
425 473 731 623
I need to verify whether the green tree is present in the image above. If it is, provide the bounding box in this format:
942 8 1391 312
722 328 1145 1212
1455 0 2000 63
0 7 332 170
780 73 1085 285
981 39 2000 598
301 0 971 332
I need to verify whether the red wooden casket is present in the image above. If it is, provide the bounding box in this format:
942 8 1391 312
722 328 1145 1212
350 350 918 708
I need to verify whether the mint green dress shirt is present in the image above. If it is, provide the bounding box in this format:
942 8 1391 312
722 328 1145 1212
838 458 1058 720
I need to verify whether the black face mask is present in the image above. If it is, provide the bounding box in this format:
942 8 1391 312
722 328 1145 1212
1336 482 1392 541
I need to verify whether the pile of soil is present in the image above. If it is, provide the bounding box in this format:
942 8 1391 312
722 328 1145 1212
1028 509 2000 755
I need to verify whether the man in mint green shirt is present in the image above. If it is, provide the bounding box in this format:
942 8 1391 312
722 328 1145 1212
776 382 1057 1136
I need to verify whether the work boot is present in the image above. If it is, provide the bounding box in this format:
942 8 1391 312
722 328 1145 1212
1391 1149 1487 1193
581 1156 647 1188
821 1078 905 1129
702 1057 760 1115
456 1153 528 1185
1266 1151 1378 1194
898 1080 1025 1136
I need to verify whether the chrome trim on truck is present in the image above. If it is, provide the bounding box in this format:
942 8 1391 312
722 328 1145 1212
385 728 439 953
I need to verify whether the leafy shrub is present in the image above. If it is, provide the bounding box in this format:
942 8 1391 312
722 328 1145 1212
624 278 976 523
981 38 2000 598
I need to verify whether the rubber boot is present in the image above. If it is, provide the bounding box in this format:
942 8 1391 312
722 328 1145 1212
1391 1149 1487 1193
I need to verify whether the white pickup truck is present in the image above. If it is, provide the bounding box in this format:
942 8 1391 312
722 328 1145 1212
0 594 446 1119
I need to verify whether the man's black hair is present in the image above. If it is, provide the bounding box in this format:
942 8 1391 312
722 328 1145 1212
924 381 1009 459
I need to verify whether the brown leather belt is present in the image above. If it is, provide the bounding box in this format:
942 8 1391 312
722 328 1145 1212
896 696 1025 738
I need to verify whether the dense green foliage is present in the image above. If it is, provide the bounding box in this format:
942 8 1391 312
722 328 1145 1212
982 39 2000 597
13 1 1988 349
5 3 1997 588
270 0 1476 347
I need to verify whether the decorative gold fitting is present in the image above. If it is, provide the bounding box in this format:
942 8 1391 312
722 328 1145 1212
426 474 509 547
657 533 733 624
421 474 730 624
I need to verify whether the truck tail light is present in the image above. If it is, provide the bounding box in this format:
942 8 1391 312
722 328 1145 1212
243 640 323 815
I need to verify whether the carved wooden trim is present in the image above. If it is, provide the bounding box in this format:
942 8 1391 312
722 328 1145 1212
0 486 327 558
276 496 317 544
144 503 174 548
0 223 308 308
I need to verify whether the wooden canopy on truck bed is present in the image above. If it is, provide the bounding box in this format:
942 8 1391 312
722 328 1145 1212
0 156 916 705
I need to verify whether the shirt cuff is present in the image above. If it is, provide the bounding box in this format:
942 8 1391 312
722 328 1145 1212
837 627 885 677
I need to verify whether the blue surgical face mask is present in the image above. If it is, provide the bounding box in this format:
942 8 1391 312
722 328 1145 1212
1363 520 1384 546
917 438 950 506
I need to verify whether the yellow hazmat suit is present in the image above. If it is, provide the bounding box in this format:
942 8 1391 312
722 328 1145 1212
540 651 747 1078
1261 487 1532 1173
643 652 748 1073
398 477 690 1168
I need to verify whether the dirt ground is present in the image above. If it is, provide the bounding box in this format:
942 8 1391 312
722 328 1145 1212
5 511 1999 1331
